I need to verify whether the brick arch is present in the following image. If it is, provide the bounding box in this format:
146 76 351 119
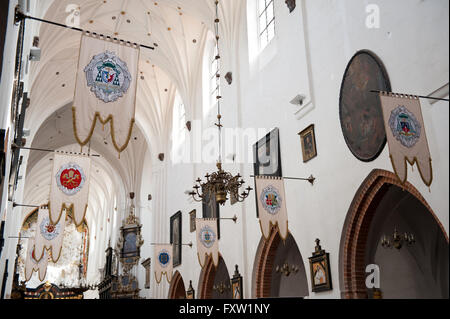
197 255 222 299
252 227 281 298
339 169 448 299
168 271 186 299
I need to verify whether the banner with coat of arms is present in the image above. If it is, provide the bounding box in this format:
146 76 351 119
25 238 48 282
255 176 289 241
154 244 173 284
379 93 433 186
49 152 91 226
73 32 140 155
196 218 219 268
34 206 66 263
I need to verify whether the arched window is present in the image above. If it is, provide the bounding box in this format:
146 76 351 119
172 92 186 154
258 0 275 50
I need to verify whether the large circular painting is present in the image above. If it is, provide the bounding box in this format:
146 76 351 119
339 50 391 162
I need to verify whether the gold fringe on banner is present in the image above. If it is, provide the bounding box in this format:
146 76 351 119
72 107 135 157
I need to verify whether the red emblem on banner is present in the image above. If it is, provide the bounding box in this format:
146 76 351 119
60 168 82 190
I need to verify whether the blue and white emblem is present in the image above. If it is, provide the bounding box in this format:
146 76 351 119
158 249 170 268
199 225 216 249
389 105 421 148
40 216 61 241
260 185 282 215
84 51 132 103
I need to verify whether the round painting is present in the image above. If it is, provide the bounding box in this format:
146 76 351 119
339 50 391 162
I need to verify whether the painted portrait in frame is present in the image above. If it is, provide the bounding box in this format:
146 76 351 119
231 265 243 299
308 239 332 292
299 124 317 163
170 211 182 267
253 128 282 217
189 209 196 233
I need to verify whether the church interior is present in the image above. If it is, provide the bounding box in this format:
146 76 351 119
0 0 448 300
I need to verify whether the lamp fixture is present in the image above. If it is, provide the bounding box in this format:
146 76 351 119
381 228 415 250
275 261 300 277
188 0 252 206
213 281 231 295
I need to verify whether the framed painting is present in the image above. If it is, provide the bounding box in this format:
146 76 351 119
308 239 332 292
202 189 220 239
186 280 195 299
253 128 282 177
299 124 317 163
231 265 243 299
170 211 182 267
339 50 391 162
189 209 196 233
253 128 282 217
121 227 139 259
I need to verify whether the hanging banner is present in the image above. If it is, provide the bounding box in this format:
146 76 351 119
154 244 173 284
24 238 48 282
34 206 66 263
255 176 289 241
196 218 219 268
49 152 91 226
379 93 433 186
73 32 140 155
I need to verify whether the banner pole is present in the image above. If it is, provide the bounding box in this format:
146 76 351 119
370 90 449 102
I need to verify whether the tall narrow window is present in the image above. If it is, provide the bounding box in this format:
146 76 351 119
258 0 275 50
172 93 186 153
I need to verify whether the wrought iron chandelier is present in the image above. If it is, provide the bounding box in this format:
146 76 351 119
381 228 415 250
189 0 252 206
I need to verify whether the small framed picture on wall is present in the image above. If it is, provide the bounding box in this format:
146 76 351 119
170 211 182 267
189 209 196 233
299 124 317 163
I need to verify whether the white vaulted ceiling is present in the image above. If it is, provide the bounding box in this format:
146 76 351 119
19 0 245 284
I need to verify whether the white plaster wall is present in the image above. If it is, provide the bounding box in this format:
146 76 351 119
152 0 449 299
1 0 447 300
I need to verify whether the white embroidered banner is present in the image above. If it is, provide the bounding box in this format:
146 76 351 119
73 33 140 155
24 238 48 282
154 244 173 284
34 206 66 263
379 93 433 186
255 176 289 241
49 153 91 226
196 218 219 268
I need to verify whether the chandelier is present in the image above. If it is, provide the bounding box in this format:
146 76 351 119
189 0 252 205
381 228 415 250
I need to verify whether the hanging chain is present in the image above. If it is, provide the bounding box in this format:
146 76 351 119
214 0 223 165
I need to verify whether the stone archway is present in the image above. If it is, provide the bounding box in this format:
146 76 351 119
252 228 309 298
168 271 186 299
339 169 448 299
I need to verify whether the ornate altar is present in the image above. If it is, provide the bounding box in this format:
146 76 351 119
24 282 86 299
109 192 144 299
